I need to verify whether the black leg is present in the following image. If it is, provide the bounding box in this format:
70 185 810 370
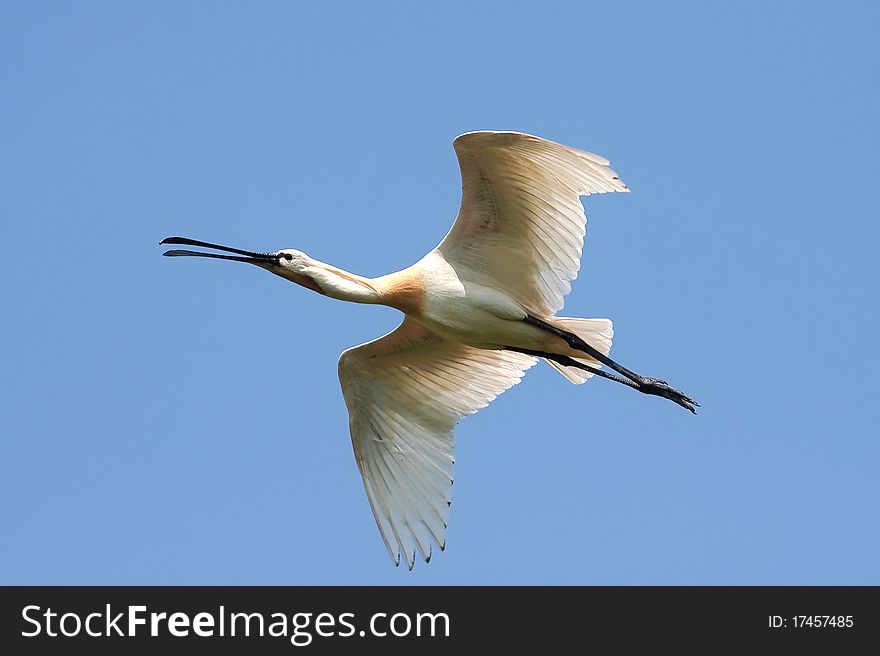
508 347 640 389
521 316 700 414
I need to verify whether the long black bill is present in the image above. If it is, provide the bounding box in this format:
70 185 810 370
160 236 279 264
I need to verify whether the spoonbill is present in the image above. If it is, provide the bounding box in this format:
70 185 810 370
161 131 697 569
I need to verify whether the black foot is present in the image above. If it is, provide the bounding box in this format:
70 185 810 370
637 377 700 414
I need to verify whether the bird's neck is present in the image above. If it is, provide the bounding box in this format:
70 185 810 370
303 261 382 304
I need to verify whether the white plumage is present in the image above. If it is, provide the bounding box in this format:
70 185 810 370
338 318 536 568
162 131 697 570
337 132 627 567
440 132 627 317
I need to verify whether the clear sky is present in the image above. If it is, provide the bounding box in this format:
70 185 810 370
2 1 878 584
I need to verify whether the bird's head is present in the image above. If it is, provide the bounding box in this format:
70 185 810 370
160 237 326 295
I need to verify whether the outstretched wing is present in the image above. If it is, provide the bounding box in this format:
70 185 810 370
338 317 536 569
438 131 629 316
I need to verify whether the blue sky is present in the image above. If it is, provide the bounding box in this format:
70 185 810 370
2 1 878 584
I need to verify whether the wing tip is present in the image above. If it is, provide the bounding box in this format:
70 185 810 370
608 172 630 192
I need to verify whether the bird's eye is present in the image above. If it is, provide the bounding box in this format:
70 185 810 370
283 253 293 261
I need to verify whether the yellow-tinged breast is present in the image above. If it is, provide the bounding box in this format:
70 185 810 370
375 265 427 317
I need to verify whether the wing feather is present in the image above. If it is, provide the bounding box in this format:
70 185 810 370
338 317 536 568
438 131 628 316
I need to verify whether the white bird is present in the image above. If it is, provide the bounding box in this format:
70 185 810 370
162 131 697 569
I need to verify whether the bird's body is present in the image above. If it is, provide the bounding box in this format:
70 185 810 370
408 252 539 349
342 250 544 349
162 131 697 569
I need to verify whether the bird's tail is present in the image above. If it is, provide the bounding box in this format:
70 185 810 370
542 317 613 384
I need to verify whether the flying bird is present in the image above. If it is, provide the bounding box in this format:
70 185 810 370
161 131 697 569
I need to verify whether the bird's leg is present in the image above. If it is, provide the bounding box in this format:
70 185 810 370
521 316 699 414
507 348 640 388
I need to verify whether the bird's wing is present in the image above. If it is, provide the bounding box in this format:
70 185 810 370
438 131 629 316
338 317 536 569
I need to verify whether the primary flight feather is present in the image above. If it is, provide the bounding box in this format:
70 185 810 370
161 131 697 569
